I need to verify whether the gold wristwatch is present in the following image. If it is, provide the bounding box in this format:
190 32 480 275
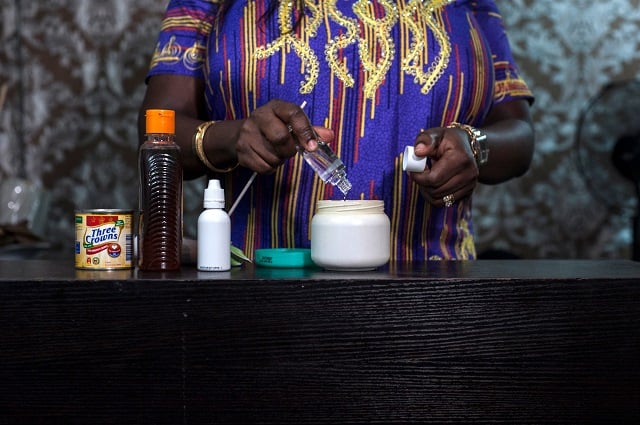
447 122 489 167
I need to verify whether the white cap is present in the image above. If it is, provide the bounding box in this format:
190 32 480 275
402 145 427 172
203 179 225 209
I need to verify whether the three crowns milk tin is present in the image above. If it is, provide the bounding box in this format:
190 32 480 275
75 209 133 270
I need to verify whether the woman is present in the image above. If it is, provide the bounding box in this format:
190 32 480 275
139 0 534 261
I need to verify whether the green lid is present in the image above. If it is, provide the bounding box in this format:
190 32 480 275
254 248 315 268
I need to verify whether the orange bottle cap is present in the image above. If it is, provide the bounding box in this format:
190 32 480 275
146 109 175 134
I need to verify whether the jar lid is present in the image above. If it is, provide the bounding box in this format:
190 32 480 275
316 200 384 213
254 248 315 268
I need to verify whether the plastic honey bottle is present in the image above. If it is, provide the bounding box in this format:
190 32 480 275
197 179 231 271
138 109 182 271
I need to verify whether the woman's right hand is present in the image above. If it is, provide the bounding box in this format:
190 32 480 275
140 75 334 177
233 99 334 174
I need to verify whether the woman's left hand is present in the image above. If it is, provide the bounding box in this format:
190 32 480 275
408 126 479 208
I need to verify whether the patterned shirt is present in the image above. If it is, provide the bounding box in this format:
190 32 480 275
147 0 533 261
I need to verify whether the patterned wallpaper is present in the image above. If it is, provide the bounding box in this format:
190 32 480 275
1 0 639 259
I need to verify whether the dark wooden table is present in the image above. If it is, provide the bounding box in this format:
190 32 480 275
1 259 639 424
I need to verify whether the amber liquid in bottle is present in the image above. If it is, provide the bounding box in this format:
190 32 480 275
138 110 182 271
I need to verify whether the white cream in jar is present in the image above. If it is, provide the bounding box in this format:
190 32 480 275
310 200 390 271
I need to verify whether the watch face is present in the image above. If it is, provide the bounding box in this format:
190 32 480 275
476 132 489 166
446 123 488 166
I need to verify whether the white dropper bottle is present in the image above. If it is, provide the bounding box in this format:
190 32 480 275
197 179 231 271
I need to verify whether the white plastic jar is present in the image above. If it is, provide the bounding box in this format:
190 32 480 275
311 200 390 271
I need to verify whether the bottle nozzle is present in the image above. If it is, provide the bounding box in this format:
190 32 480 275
204 179 225 208
207 179 222 191
336 177 352 196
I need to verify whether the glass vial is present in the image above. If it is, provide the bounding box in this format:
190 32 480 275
300 140 352 196
197 179 231 271
138 109 182 271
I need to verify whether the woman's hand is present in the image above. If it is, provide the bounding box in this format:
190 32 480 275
140 75 334 178
234 99 334 174
408 99 534 207
409 126 479 208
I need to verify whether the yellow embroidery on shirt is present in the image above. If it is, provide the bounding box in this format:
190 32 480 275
323 0 359 88
402 0 451 95
150 36 182 67
456 215 476 259
150 35 206 71
252 0 454 99
353 0 398 99
253 1 321 94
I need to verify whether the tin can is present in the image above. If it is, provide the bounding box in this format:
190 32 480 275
75 209 134 270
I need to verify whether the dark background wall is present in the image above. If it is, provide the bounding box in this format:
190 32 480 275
1 0 639 259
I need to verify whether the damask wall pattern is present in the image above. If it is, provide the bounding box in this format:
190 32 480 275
1 0 639 259
493 0 640 259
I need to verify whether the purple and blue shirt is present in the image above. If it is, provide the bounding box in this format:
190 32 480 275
147 0 533 261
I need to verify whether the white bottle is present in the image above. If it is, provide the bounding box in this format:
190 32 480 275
197 179 231 271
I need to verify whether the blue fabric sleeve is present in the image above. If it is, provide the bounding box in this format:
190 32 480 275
465 0 534 103
146 0 220 81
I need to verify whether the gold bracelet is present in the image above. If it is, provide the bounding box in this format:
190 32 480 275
192 120 239 173
447 122 489 167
